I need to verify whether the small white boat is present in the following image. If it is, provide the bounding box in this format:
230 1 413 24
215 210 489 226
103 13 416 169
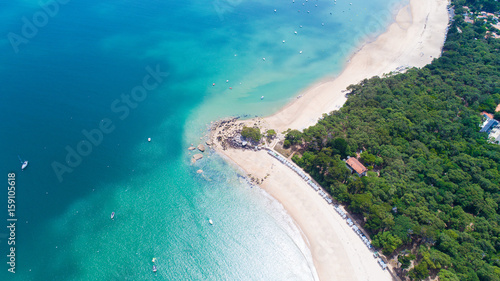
209 219 213 225
152 257 156 263
111 212 115 219
261 96 264 100
18 155 28 170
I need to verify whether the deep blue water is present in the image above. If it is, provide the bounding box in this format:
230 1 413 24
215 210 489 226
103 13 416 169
0 0 403 280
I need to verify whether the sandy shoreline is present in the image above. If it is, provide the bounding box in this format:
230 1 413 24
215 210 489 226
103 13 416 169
212 0 450 280
265 0 450 133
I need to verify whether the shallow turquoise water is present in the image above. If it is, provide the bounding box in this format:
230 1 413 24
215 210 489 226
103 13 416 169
0 0 403 280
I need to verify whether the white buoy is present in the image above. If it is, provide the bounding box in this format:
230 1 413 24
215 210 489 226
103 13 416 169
283 40 285 43
299 50 303 54
262 57 266 61
148 138 151 142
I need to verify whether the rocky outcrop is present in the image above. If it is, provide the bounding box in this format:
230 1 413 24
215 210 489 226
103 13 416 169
210 118 266 151
197 144 205 152
192 154 203 162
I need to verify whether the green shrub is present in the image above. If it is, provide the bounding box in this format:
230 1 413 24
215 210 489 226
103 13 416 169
266 129 277 139
241 126 261 142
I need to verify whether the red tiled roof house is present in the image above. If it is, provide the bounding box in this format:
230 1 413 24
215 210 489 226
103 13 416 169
482 111 494 119
345 156 368 177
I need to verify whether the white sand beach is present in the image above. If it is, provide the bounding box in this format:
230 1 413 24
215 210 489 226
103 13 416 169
265 0 451 133
213 0 450 280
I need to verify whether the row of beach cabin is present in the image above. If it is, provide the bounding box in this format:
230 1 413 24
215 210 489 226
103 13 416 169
336 207 375 253
268 149 385 269
267 150 333 205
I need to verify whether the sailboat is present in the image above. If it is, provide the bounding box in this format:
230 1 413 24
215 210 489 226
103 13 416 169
18 155 28 170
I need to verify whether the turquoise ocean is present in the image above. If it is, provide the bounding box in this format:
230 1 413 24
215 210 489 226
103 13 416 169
0 0 403 280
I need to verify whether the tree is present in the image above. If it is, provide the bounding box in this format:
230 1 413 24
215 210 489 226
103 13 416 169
283 140 291 148
392 215 416 244
241 126 261 143
360 151 383 166
438 269 460 281
494 112 500 121
372 231 403 255
266 129 277 140
285 129 303 145
350 193 372 213
409 262 430 280
328 138 350 158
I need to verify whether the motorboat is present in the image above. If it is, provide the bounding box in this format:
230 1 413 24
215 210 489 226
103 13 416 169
18 155 28 170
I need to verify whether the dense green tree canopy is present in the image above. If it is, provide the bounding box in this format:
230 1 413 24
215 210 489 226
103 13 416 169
286 2 500 279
